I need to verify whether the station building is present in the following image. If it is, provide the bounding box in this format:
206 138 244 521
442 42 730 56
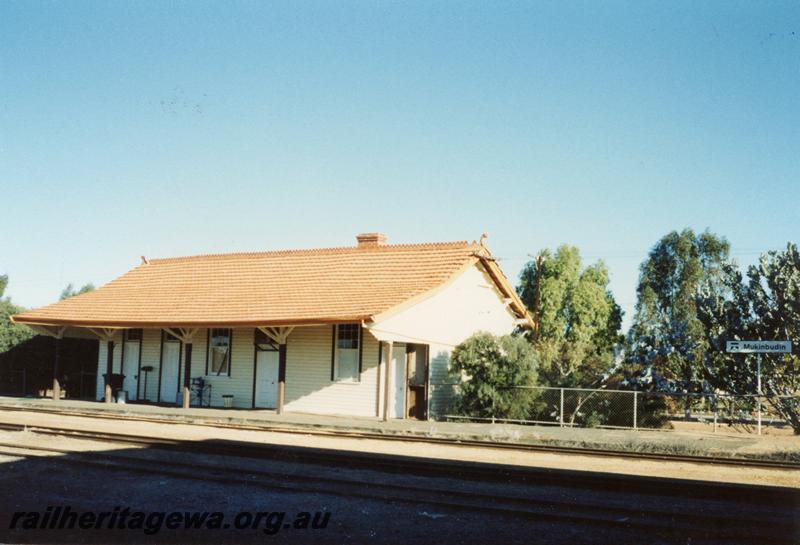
11 233 532 420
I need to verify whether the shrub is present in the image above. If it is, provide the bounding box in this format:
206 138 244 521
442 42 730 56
450 332 538 420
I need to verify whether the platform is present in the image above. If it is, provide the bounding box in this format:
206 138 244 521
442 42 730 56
0 396 797 463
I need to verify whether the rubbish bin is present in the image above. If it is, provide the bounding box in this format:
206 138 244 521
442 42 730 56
222 394 234 409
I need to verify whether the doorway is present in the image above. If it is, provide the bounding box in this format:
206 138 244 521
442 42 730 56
391 344 406 418
159 336 181 404
406 344 429 420
254 349 279 408
390 343 429 419
121 340 140 401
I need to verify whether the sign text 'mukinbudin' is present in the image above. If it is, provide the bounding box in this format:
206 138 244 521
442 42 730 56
726 341 792 354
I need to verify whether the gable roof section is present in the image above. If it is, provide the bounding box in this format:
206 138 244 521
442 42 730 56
12 241 532 329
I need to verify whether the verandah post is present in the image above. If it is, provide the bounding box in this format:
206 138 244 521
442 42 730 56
182 342 193 409
52 336 61 401
277 343 287 414
383 341 393 421
104 340 114 403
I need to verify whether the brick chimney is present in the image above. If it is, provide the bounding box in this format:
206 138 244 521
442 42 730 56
356 233 388 248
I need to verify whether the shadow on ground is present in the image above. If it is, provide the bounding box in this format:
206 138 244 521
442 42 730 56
0 434 797 544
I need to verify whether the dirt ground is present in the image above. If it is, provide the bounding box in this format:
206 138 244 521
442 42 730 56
0 435 639 545
669 419 797 436
0 409 797 489
0 430 800 545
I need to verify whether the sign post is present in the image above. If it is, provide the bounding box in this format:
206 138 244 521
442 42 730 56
726 341 792 436
757 353 762 435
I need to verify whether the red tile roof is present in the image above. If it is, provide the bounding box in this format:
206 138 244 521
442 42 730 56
12 240 532 329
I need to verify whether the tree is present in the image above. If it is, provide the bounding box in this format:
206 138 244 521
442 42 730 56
59 283 95 300
695 262 752 391
748 244 800 433
697 244 800 433
627 229 731 408
450 332 538 420
517 245 623 387
0 275 35 353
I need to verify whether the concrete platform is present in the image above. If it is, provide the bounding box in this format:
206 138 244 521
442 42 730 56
0 396 797 461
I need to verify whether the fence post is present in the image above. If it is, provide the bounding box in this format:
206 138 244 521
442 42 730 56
633 391 638 430
713 394 718 433
559 388 564 427
757 395 762 436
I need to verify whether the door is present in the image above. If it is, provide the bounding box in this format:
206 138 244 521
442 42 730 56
406 344 429 420
160 341 180 403
122 342 140 400
392 343 406 418
254 350 279 408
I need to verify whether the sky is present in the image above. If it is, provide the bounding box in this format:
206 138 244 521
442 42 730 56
1 1 798 330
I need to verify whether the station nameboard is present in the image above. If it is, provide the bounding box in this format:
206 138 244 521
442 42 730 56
726 340 792 354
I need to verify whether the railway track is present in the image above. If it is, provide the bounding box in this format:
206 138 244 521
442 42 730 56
0 403 797 471
0 419 797 505
0 430 795 543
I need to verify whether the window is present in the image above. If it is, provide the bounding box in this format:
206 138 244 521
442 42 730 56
207 328 232 376
332 324 360 382
124 329 143 342
162 330 180 342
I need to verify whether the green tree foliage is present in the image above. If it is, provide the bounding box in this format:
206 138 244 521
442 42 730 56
450 332 538 420
627 229 731 398
59 283 95 300
517 246 623 387
695 263 751 390
0 275 34 353
697 243 800 433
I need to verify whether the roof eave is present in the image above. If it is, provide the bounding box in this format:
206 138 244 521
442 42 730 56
9 315 375 330
477 256 535 330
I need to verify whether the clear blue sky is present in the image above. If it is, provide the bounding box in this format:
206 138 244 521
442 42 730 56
1 2 798 330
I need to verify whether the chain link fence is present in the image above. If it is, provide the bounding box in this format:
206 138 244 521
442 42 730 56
430 383 799 434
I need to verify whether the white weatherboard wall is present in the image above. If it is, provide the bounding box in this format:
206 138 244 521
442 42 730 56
96 329 255 409
284 325 381 417
96 330 162 402
183 328 258 409
94 331 123 401
139 329 161 402
95 326 382 415
191 327 381 413
368 262 520 418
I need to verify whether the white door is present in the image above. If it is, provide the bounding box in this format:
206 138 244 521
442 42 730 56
160 341 180 403
122 342 140 400
254 350 279 408
392 344 406 418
